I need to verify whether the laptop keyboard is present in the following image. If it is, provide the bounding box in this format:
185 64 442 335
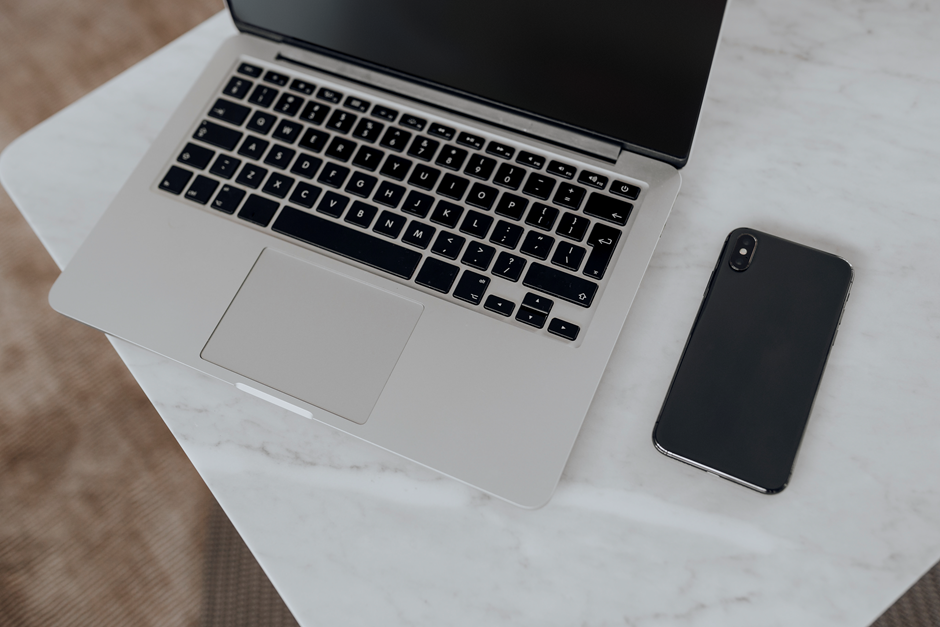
158 61 643 343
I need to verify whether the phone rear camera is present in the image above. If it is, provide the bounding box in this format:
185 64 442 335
729 233 757 271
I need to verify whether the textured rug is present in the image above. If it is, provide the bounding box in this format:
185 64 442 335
0 1 935 626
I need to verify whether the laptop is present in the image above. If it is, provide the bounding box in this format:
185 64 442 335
49 0 728 508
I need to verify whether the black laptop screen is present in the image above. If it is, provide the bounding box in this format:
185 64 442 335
228 0 727 167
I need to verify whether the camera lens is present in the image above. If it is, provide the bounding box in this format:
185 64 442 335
729 233 757 271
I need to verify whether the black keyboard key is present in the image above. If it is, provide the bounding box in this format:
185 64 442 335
453 271 490 305
547 160 576 179
516 151 544 169
325 137 356 162
184 175 218 204
494 163 526 190
459 211 493 239
461 241 496 271
415 258 459 293
272 119 302 144
548 318 580 341
486 141 514 159
553 183 586 210
552 242 587 272
578 170 608 190
317 88 342 103
583 222 621 280
299 101 330 125
345 200 377 228
373 210 407 239
407 136 439 161
247 111 277 135
237 136 269 160
238 194 279 227
211 184 245 214
400 114 426 131
352 118 384 143
273 92 304 117
194 120 243 150
522 173 556 200
583 192 633 226
177 142 214 169
344 96 370 112
466 183 498 211
430 201 463 228
515 306 547 329
236 163 268 189
380 154 412 180
290 79 316 95
520 231 554 260
408 164 441 190
402 191 434 218
524 263 597 308
290 154 323 179
326 110 357 134
401 220 435 249
248 85 279 108
464 154 496 180
289 182 321 208
351 145 384 171
262 172 295 199
273 207 422 279
456 131 484 150
492 252 526 282
208 98 250 126
437 173 469 200
494 193 528 220
435 146 468 171
374 181 405 208
236 63 262 78
209 154 241 179
484 295 515 317
345 171 377 198
223 76 252 99
610 180 641 200
522 292 553 314
317 191 348 218
431 231 465 260
428 123 455 140
371 104 398 121
317 163 350 188
263 145 296 169
555 212 590 241
298 128 329 153
489 220 524 249
525 203 559 230
263 71 289 86
380 127 412 152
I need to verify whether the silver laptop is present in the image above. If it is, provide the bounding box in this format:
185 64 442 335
50 0 728 507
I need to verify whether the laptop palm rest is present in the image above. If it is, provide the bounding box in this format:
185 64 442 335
201 248 423 425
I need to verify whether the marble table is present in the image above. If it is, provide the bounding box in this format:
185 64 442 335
3 2 940 625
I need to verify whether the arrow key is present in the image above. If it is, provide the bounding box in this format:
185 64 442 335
548 318 580 341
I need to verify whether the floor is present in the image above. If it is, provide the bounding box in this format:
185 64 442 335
0 1 935 625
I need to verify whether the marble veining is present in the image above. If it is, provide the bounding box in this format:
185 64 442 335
3 2 940 625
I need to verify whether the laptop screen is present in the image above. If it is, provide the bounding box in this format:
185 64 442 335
228 0 727 167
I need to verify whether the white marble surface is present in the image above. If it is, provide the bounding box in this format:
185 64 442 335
3 2 940 625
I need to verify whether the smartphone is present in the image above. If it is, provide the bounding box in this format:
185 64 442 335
652 228 853 493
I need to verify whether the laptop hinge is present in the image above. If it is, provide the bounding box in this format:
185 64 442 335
272 50 622 164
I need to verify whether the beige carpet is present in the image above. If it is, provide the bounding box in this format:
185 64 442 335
0 1 934 626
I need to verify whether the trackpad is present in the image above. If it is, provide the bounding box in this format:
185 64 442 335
201 248 423 425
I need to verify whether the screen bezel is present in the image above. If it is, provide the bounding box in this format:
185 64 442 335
226 1 728 168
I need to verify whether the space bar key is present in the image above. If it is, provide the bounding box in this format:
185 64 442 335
272 207 422 280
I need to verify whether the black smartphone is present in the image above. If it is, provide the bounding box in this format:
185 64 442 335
652 228 853 493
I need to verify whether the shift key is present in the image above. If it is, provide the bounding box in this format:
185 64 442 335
523 263 597 308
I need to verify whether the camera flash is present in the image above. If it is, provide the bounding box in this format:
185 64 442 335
739 248 748 255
